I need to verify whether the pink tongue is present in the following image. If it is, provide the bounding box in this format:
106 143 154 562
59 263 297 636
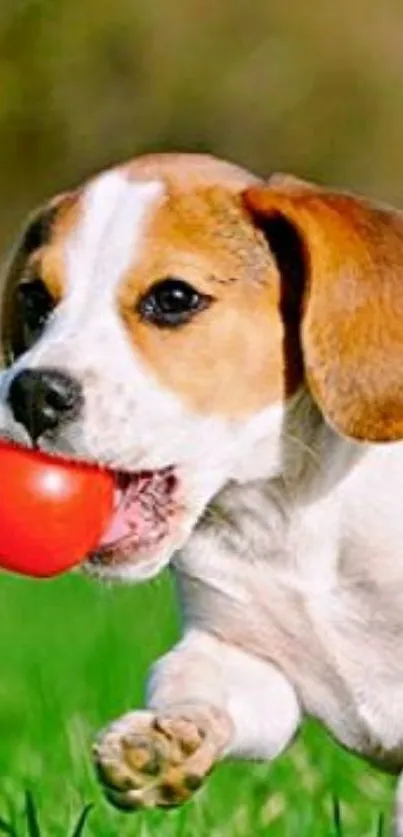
99 502 138 545
98 474 152 547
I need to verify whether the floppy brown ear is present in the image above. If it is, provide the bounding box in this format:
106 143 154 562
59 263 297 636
244 178 403 442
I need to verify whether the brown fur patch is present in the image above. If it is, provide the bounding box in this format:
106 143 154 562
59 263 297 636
118 181 288 417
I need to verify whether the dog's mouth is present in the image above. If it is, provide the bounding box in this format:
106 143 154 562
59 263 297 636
88 466 180 569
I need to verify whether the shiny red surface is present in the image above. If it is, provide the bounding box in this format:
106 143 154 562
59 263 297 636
0 442 114 577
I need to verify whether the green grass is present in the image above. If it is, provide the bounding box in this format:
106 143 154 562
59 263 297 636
0 571 395 836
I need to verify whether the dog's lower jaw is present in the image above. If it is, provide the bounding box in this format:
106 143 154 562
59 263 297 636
83 551 170 583
83 462 237 583
84 498 214 583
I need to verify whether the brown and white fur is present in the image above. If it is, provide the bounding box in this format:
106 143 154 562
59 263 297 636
1 153 403 828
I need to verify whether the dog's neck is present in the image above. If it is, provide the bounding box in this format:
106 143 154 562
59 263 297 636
189 388 364 569
280 388 364 496
227 387 364 503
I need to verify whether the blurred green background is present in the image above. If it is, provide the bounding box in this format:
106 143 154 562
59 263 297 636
0 1 401 834
2 0 403 256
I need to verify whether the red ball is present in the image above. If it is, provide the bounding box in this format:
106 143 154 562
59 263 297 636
0 441 114 578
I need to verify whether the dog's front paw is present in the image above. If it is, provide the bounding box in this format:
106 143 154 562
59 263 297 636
93 706 231 810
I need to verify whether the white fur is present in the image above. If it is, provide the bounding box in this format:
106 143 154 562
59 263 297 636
0 173 165 394
148 628 301 760
174 430 403 763
64 172 164 307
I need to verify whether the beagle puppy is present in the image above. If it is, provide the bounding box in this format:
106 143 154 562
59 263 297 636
1 153 403 830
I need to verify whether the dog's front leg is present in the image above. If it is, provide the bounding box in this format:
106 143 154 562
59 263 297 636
94 629 301 810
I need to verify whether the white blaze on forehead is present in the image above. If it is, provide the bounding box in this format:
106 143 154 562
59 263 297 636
64 171 164 307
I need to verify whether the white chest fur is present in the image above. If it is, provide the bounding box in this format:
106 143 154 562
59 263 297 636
175 439 403 770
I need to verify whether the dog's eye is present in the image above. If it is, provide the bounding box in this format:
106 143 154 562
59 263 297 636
137 278 213 327
17 278 55 336
6 278 56 362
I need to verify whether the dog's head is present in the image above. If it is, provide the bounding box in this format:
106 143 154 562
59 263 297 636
1 153 403 580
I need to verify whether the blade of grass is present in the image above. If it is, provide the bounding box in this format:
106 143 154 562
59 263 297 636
332 796 343 837
70 804 93 837
25 791 41 837
376 812 384 837
0 814 17 836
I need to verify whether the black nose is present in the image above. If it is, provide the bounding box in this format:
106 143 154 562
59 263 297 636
7 367 83 442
